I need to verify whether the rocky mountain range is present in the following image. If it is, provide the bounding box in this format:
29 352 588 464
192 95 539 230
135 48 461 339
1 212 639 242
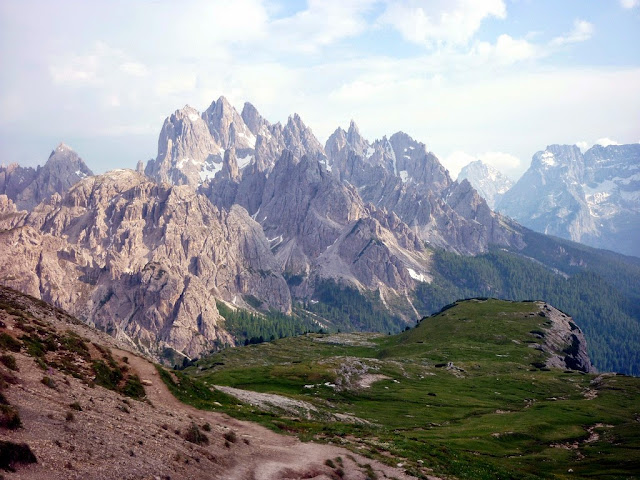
1 96 639 375
0 169 297 360
457 159 514 209
497 144 640 257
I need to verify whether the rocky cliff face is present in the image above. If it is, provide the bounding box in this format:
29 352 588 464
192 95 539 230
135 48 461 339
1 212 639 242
145 105 224 185
202 148 430 316
536 302 594 373
457 160 513 209
498 144 640 257
324 124 523 255
0 143 93 210
0 170 291 360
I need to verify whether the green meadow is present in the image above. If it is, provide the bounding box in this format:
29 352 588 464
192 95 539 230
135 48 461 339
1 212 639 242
162 299 640 479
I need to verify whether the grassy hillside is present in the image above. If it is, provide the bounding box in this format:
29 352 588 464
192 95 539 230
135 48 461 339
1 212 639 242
414 246 640 375
166 299 640 479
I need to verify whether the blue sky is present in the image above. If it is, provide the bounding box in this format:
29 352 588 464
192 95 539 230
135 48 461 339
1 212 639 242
1 0 639 179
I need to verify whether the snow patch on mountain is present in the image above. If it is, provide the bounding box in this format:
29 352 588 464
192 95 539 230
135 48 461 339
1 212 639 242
407 267 426 282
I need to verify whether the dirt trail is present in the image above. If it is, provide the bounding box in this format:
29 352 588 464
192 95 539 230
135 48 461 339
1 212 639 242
116 349 433 480
1 286 437 480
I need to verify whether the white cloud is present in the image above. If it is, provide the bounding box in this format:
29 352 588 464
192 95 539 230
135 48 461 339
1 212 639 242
103 94 121 108
119 62 148 77
472 34 539 65
576 141 590 152
269 0 377 53
378 0 506 47
551 19 594 46
478 152 521 172
595 137 620 147
50 42 137 87
50 53 100 86
154 73 198 97
444 151 477 178
620 0 638 9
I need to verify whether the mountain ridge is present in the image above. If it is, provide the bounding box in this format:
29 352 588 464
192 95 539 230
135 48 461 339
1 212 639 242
1 97 639 376
498 143 640 257
457 159 514 209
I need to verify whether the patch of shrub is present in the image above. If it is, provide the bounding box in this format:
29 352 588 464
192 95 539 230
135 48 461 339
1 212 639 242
35 358 47 371
121 374 145 400
0 405 22 429
0 334 21 353
41 376 55 389
20 335 45 358
65 411 74 422
0 355 17 371
0 370 18 389
223 430 237 443
61 333 90 361
92 360 123 390
202 422 211 432
183 422 209 445
0 440 37 472
69 402 82 411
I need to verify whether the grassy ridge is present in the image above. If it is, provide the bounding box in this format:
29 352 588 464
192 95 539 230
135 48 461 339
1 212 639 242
163 299 640 479
414 248 640 375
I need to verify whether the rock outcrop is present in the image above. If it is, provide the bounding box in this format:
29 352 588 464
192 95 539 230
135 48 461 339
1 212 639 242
535 302 594 373
0 170 291 359
0 143 93 210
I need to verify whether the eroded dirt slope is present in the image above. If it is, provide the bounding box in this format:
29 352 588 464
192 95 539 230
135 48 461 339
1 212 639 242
0 287 428 480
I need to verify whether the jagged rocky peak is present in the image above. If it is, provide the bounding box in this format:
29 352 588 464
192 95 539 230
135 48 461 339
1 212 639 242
146 104 222 186
47 143 93 178
0 142 94 211
283 113 325 160
324 121 371 175
458 159 514 209
532 144 584 173
325 126 348 155
221 147 240 181
241 101 269 136
203 96 256 150
346 120 369 154
386 131 450 188
584 143 640 182
0 163 37 203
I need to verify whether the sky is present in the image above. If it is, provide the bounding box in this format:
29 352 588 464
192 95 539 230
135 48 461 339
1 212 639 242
1 0 639 180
